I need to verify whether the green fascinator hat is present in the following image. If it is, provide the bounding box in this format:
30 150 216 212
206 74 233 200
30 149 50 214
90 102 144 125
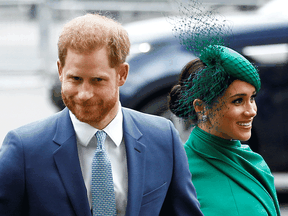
175 45 261 121
200 45 261 92
169 0 261 121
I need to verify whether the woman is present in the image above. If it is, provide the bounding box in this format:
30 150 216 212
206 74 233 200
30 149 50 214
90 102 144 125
169 45 280 216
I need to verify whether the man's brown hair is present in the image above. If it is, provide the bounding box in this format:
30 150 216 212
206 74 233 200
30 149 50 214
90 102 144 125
58 13 130 68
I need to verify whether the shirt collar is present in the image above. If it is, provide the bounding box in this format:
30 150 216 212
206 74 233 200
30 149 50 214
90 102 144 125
69 103 123 147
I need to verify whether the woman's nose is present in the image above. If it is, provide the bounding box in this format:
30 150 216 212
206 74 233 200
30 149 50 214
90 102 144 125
244 103 257 117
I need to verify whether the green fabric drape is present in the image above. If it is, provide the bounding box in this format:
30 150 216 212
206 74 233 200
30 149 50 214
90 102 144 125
185 126 280 216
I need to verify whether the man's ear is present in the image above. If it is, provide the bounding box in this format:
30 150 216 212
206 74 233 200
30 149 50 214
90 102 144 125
57 60 63 82
117 62 129 86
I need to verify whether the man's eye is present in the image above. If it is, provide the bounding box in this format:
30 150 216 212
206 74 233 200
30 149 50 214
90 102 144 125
94 78 103 82
73 77 81 81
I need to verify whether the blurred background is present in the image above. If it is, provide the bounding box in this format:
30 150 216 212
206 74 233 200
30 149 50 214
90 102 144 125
0 0 288 213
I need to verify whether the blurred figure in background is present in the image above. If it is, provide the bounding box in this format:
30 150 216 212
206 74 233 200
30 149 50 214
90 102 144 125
0 13 203 216
169 45 280 216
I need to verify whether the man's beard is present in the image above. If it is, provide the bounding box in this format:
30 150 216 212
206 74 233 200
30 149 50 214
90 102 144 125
61 90 117 125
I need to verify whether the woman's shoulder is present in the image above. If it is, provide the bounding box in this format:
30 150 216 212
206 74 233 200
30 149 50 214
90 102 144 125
184 140 205 167
184 140 223 177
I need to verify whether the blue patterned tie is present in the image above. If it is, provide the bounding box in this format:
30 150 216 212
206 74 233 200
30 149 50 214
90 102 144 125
91 131 116 216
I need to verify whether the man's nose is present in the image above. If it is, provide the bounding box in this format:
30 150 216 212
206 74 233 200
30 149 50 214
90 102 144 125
78 82 94 101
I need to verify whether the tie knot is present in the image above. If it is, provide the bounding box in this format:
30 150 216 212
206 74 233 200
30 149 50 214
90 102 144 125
95 130 106 149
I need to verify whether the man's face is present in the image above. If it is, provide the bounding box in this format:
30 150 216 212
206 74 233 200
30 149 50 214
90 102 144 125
58 47 128 129
206 80 257 141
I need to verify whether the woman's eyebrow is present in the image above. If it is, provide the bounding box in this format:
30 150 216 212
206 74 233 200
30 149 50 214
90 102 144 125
230 91 257 98
230 93 247 98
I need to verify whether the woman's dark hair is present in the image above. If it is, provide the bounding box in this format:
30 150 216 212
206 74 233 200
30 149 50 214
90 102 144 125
168 58 236 123
168 58 206 120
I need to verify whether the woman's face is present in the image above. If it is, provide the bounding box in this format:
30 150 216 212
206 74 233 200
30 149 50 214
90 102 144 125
204 79 257 141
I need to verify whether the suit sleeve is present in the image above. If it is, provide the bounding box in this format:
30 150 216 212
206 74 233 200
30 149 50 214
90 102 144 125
0 131 27 216
160 121 203 216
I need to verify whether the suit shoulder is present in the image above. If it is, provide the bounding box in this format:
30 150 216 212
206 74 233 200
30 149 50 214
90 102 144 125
10 111 64 139
122 107 172 128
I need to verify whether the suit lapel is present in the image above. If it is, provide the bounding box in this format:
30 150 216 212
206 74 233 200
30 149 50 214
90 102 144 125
122 108 146 216
53 108 91 216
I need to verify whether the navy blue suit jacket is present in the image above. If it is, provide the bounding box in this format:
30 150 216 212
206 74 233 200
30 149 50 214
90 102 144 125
0 107 202 216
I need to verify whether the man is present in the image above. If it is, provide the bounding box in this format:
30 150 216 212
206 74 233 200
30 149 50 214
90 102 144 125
0 14 203 216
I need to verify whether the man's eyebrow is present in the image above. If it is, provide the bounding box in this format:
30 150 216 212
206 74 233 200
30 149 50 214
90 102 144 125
66 72 77 77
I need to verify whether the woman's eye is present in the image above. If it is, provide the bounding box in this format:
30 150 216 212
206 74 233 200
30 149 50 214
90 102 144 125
251 94 257 102
232 98 243 104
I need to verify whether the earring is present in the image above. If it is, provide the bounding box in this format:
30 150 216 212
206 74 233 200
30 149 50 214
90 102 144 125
202 115 207 122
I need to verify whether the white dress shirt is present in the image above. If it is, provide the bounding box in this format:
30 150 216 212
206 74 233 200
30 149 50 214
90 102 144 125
69 105 128 215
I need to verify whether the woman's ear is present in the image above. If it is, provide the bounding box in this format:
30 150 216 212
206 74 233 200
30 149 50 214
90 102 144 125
194 99 209 124
193 99 204 113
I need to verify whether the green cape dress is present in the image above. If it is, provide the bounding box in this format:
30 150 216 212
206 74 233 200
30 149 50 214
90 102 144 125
184 126 280 216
